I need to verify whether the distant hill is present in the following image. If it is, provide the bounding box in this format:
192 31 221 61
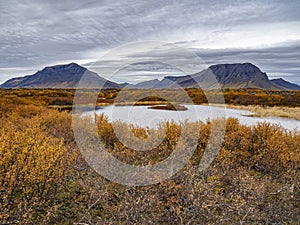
270 78 300 90
126 79 161 89
133 63 300 90
1 62 300 90
0 63 120 88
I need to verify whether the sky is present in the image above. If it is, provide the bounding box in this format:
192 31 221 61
0 0 300 85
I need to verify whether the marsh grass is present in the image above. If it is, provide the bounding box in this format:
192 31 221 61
208 103 300 120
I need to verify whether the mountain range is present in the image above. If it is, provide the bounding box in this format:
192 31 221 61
1 62 299 90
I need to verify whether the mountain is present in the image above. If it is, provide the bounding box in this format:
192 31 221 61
1 62 299 90
134 63 299 90
126 79 161 89
270 78 300 90
202 63 273 88
0 63 120 88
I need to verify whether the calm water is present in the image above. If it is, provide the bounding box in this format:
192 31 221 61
83 105 300 131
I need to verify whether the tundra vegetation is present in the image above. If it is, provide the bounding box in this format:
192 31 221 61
0 88 299 224
1 88 300 107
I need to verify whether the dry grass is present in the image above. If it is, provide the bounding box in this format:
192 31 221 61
206 104 300 120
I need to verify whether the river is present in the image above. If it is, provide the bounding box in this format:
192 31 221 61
83 104 300 131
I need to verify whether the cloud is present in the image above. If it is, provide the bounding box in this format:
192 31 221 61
193 40 300 83
81 40 300 84
0 0 300 84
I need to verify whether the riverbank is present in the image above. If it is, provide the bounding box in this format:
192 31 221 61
52 102 300 121
205 104 300 121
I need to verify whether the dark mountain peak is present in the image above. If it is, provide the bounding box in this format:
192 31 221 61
242 62 260 68
68 62 81 67
272 78 284 81
209 63 262 74
41 62 86 74
65 62 86 70
164 76 176 80
236 63 262 73
236 62 260 68
204 62 269 88
0 62 120 88
210 62 258 67
53 62 82 68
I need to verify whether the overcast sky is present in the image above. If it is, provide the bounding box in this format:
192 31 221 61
1 0 300 84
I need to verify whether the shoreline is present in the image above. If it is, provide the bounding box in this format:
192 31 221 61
204 103 300 121
50 102 300 121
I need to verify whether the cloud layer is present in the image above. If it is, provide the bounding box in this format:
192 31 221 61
0 0 300 84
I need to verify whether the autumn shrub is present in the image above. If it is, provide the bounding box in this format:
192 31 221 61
95 113 117 149
0 102 299 224
0 106 77 224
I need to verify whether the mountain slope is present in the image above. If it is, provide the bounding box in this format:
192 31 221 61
0 63 120 88
127 79 161 89
134 63 297 90
204 63 277 89
1 62 299 90
270 78 300 90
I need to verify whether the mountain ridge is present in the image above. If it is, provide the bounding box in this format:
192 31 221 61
0 63 121 89
1 62 299 90
130 63 300 90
